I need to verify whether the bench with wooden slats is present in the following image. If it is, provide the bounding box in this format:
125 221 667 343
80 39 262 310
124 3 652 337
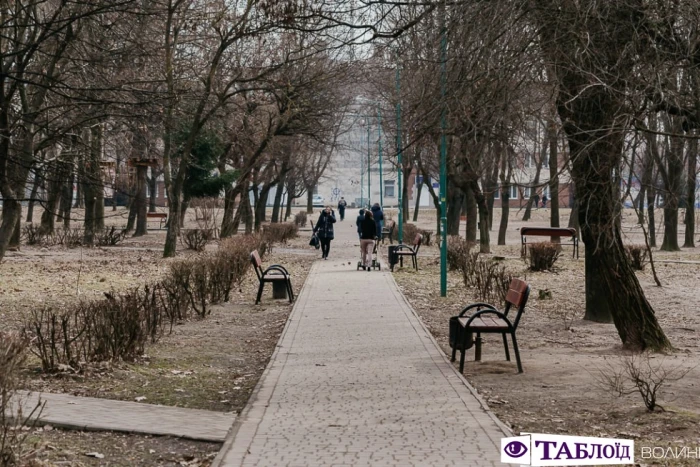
250 250 294 304
450 278 530 373
390 233 422 271
520 226 579 259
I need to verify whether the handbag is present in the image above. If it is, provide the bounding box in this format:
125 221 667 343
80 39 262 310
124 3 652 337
309 233 320 249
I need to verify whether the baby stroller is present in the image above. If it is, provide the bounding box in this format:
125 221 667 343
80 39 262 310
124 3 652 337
356 238 381 271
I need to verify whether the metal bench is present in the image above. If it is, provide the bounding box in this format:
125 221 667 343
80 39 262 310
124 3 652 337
147 212 168 229
381 221 395 244
389 233 422 271
450 278 530 373
520 227 579 259
250 250 294 304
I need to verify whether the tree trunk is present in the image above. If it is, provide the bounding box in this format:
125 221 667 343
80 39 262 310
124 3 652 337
660 125 683 251
522 149 544 222
465 185 477 243
163 184 181 257
60 171 74 229
39 160 69 234
498 185 510 245
647 184 657 248
26 172 43 223
148 171 157 213
254 185 272 232
0 200 22 256
567 196 579 232
306 190 313 214
82 129 97 246
548 119 560 231
220 184 242 238
683 135 697 248
402 164 411 222
470 181 491 253
412 180 423 222
271 178 285 223
133 164 148 236
446 183 462 236
241 189 254 234
284 179 296 221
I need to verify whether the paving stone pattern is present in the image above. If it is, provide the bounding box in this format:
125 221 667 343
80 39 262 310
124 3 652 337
12 391 233 442
215 212 511 467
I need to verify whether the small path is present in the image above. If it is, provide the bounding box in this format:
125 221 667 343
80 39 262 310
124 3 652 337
214 210 511 467
12 391 233 442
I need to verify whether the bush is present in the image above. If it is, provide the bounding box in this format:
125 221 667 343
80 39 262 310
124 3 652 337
528 242 560 271
1 332 42 466
21 224 42 245
625 245 648 271
181 228 214 251
401 223 433 246
447 236 474 271
26 285 174 371
470 259 513 303
294 211 308 228
95 226 127 246
262 222 298 245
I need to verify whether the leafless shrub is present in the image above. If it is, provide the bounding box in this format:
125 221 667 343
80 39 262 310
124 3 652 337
625 245 648 271
95 226 127 246
192 197 220 233
294 211 307 227
447 236 474 271
470 259 513 303
527 242 560 271
21 224 42 246
1 332 43 467
262 222 298 245
595 353 694 412
402 223 432 246
25 286 169 371
181 228 213 251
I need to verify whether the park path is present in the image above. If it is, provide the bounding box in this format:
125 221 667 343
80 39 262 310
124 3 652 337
214 209 511 467
11 390 233 442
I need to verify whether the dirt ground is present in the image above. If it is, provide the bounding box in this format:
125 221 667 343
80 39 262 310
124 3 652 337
391 206 700 466
0 206 317 466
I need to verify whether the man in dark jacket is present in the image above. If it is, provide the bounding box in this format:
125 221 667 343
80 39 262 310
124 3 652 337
314 206 336 259
370 203 384 238
337 197 347 221
355 209 365 239
359 210 377 271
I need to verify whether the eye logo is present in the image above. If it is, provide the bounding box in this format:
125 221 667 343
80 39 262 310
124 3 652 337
504 441 528 458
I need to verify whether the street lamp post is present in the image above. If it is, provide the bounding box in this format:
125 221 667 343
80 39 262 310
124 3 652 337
396 67 403 244
377 105 383 208
367 121 371 208
360 121 365 208
439 2 448 297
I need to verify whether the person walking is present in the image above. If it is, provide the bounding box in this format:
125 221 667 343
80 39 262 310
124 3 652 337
532 192 540 210
541 193 548 209
355 209 365 240
359 210 377 271
370 203 384 238
314 206 336 259
337 197 347 221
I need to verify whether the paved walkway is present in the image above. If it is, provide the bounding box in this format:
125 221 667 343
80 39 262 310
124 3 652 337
12 391 233 442
214 211 511 467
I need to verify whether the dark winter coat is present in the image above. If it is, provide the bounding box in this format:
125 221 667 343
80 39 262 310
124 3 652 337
370 204 384 234
356 210 365 235
360 216 377 239
314 211 336 239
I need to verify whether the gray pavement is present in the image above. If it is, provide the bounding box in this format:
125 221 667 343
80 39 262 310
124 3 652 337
214 212 511 467
12 391 233 442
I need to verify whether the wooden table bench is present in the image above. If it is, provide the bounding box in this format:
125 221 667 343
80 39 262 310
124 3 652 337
520 226 579 258
147 212 168 229
450 278 531 373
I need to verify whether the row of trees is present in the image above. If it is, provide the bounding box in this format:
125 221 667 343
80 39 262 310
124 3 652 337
3 0 700 352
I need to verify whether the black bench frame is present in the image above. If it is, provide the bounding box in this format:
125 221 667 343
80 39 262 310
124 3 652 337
250 250 294 304
391 233 422 271
520 227 579 259
450 278 530 373
147 212 168 229
381 221 395 244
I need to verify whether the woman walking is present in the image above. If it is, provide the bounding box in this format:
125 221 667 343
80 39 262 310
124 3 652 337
314 206 336 259
359 210 377 271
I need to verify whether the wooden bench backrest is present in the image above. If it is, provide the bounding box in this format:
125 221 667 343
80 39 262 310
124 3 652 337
504 278 530 329
250 250 264 280
520 227 576 237
412 233 423 253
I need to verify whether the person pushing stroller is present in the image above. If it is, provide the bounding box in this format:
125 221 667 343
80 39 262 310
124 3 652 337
359 210 376 271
